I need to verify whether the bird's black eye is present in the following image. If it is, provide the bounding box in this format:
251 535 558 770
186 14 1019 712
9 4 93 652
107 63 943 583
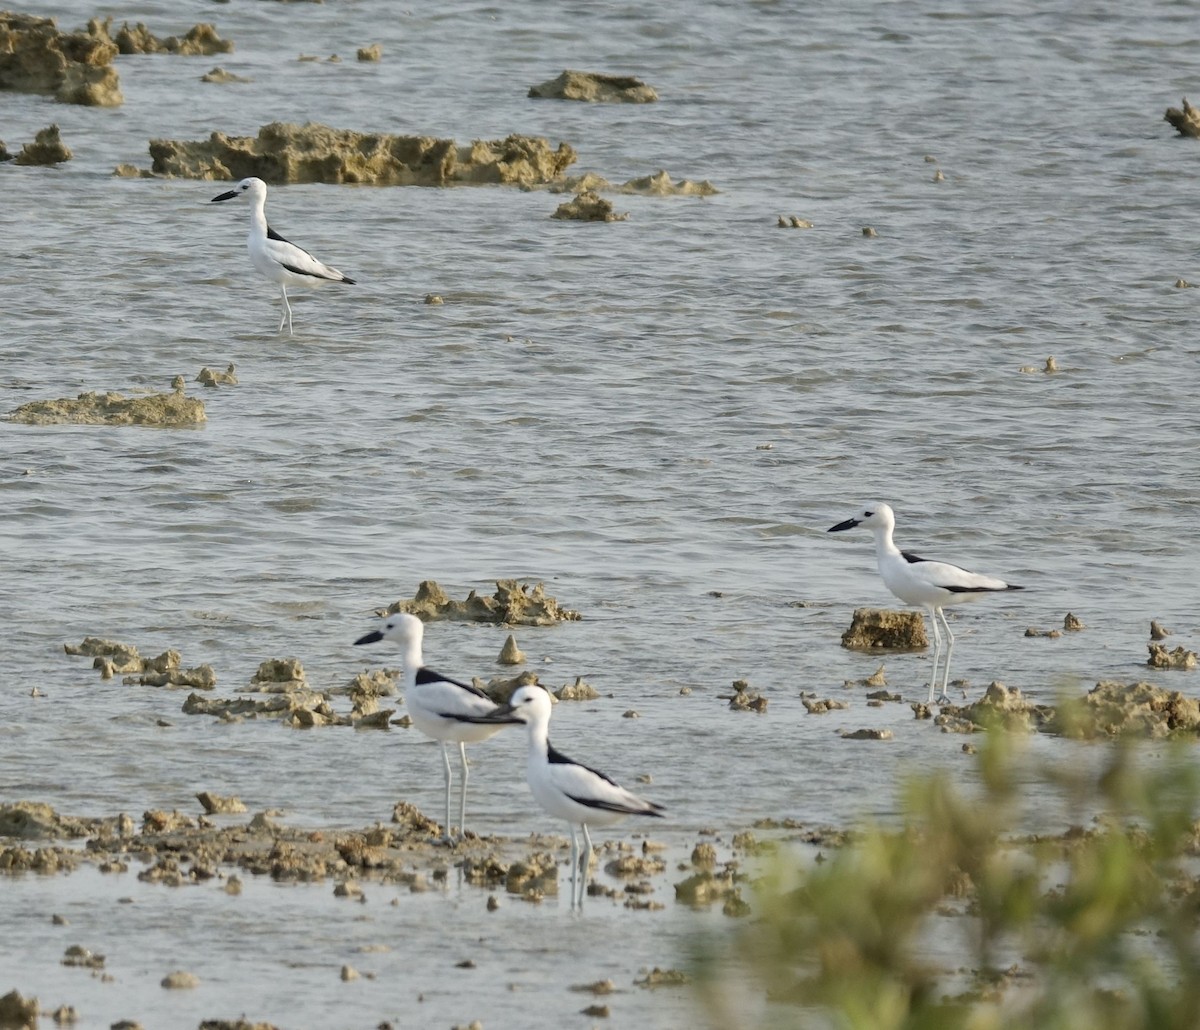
864 510 873 517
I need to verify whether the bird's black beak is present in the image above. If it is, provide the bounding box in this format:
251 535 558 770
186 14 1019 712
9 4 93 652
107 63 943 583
828 517 861 533
462 700 522 725
354 630 384 646
211 190 238 203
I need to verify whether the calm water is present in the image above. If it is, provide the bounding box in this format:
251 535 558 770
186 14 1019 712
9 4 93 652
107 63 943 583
2 0 1199 1026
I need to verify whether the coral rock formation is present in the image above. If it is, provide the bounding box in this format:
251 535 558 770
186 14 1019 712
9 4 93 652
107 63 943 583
0 10 122 105
529 69 658 103
144 121 577 186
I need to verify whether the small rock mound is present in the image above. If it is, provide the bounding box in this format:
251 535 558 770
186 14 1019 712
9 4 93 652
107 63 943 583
196 364 238 387
0 801 93 840
13 123 71 165
936 681 1052 733
720 679 767 712
201 67 252 84
380 579 580 625
64 637 215 687
0 989 39 1027
529 69 658 103
1147 642 1197 670
7 379 205 427
1052 680 1200 738
554 676 598 701
840 607 928 650
1165 97 1200 137
551 189 627 222
617 170 718 196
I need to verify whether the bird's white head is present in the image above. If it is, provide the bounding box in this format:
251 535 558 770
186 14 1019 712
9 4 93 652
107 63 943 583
493 684 553 728
353 611 424 651
211 177 268 204
828 502 895 535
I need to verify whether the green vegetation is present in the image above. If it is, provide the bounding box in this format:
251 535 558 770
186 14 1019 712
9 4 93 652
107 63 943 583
696 732 1200 1029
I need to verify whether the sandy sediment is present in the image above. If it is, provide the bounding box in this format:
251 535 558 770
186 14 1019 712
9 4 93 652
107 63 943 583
141 121 578 186
0 10 121 106
528 69 658 103
6 377 205 427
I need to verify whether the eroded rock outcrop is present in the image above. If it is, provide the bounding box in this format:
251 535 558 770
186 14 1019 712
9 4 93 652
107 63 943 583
12 123 71 165
1165 97 1200 138
201 66 251 84
935 681 1052 733
553 169 719 197
143 121 577 186
0 10 122 106
64 637 216 687
86 17 232 56
617 170 718 196
197 363 238 387
0 801 95 840
379 579 581 625
1148 642 1197 670
840 607 928 650
182 689 344 727
7 378 205 427
1052 680 1200 738
529 69 657 103
551 189 627 222
0 988 39 1028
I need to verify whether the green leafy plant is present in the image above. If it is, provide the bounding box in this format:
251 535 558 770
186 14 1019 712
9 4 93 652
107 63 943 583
695 729 1200 1030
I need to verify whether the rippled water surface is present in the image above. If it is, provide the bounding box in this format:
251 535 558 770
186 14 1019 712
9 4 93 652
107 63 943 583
3 0 1200 1026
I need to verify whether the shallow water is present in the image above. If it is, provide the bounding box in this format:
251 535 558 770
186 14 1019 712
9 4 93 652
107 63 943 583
2 0 1199 1026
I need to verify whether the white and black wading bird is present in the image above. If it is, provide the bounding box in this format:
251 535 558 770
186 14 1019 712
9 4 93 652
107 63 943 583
211 176 354 335
467 684 664 909
828 503 1024 704
354 613 504 843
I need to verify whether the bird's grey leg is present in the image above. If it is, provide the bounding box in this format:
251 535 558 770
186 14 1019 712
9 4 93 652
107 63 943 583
278 285 293 335
926 607 943 704
566 824 579 909
580 823 594 909
938 607 956 702
457 742 469 839
439 742 453 842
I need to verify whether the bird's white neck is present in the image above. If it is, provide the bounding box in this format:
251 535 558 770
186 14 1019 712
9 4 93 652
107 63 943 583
395 641 423 688
524 716 551 762
873 522 901 561
247 192 268 236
